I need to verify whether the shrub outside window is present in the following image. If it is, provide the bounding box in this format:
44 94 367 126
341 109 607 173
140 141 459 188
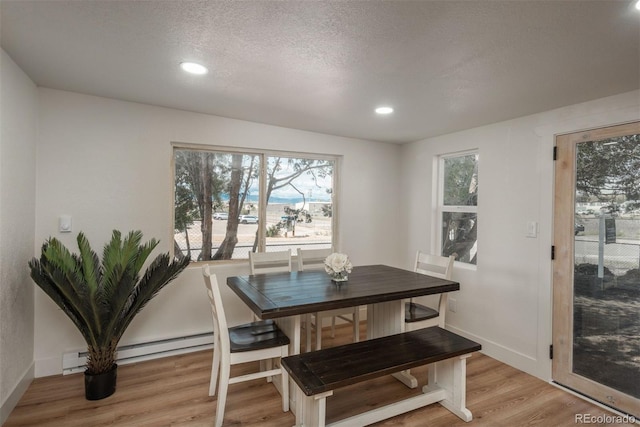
173 145 335 261
439 152 478 265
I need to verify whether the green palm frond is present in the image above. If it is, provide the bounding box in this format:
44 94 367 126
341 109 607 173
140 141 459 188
35 240 101 343
111 253 190 342
76 233 104 335
28 230 190 374
99 231 144 341
29 254 91 343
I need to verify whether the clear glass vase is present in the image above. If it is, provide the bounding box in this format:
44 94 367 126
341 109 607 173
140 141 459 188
330 271 348 283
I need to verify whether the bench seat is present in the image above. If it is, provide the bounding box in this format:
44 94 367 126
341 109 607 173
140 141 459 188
282 326 481 427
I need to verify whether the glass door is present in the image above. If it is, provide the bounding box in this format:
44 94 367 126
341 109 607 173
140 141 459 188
553 121 640 418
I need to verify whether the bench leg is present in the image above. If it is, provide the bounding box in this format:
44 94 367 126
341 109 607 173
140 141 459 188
428 354 473 422
391 371 418 388
292 384 333 427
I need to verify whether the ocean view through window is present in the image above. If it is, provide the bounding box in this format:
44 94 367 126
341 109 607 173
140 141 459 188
173 145 336 261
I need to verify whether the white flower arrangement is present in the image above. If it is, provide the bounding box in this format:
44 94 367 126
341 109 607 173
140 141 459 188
324 252 352 282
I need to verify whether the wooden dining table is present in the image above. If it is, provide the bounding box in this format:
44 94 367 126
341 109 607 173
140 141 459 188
226 264 461 400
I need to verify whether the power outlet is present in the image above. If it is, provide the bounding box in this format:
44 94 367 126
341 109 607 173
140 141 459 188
449 298 457 313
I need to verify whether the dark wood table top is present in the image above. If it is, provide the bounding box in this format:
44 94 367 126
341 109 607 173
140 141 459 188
226 264 460 320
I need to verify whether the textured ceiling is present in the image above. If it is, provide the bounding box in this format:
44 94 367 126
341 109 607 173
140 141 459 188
2 1 639 143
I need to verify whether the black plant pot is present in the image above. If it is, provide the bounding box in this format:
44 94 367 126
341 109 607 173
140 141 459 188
84 364 117 400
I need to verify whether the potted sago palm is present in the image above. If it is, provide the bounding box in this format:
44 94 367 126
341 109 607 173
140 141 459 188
29 230 190 400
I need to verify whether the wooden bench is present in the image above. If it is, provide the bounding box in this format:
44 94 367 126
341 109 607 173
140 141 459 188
281 326 481 427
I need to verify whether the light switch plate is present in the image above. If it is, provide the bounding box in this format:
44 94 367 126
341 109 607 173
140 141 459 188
59 215 72 233
526 221 538 238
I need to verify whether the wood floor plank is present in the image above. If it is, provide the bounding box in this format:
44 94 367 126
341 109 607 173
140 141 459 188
5 324 621 426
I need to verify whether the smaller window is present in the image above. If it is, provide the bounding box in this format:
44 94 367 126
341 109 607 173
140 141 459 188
438 152 478 265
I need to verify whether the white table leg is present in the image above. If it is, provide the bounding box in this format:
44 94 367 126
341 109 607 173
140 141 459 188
274 315 301 415
367 300 403 338
274 315 301 355
366 300 418 388
305 313 312 352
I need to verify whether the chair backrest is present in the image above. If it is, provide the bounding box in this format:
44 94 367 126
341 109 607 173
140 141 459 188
202 265 230 354
249 249 292 274
414 251 455 280
297 247 332 271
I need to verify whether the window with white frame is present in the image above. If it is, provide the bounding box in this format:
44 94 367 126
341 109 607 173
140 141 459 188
173 144 336 261
438 151 478 265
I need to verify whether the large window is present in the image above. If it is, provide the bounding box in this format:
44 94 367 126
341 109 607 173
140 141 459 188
438 151 478 265
173 145 336 261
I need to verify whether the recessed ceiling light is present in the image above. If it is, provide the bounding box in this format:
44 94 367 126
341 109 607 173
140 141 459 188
180 62 208 75
375 106 394 115
636 0 640 10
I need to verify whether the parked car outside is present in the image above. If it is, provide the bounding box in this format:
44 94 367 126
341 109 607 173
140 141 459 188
239 215 258 224
575 223 585 235
213 212 228 220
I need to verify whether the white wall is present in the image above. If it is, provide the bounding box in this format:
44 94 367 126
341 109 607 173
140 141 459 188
0 49 37 423
33 88 402 376
400 90 640 380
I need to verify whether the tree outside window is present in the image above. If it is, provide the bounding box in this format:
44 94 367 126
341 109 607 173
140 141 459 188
173 146 335 261
576 133 640 211
439 152 478 265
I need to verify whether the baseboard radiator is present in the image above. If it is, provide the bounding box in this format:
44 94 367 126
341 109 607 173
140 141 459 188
62 332 214 375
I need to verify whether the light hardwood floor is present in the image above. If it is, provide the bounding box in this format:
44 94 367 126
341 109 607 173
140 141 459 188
5 324 621 426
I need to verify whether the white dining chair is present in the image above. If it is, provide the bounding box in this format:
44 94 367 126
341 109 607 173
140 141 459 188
248 250 292 322
405 251 456 330
202 265 290 427
297 248 360 351
249 249 292 274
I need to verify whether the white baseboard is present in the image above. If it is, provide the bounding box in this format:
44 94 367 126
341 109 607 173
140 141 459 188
1 361 34 425
35 356 64 378
36 333 214 378
62 333 214 374
446 324 549 380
